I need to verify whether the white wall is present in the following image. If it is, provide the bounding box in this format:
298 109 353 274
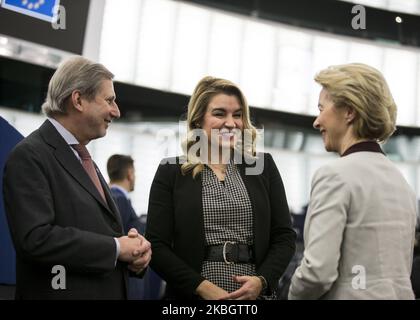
81 0 420 126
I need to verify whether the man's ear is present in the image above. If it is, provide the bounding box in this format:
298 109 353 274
70 90 83 112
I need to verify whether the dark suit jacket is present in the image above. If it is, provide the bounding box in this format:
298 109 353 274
3 120 127 299
411 255 420 299
145 153 296 299
110 187 142 235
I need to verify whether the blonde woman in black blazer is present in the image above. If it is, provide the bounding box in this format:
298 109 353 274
146 77 296 300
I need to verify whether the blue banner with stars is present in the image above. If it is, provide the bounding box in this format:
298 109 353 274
1 0 60 23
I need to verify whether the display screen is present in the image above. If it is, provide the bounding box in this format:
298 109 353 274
1 0 61 23
0 0 90 54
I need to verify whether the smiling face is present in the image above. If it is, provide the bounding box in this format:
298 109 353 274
80 79 120 143
313 88 350 154
201 93 243 152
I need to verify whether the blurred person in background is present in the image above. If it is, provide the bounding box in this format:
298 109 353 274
107 154 142 234
107 154 146 300
411 229 420 299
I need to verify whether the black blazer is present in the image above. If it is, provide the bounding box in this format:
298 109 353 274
146 153 296 299
3 120 127 299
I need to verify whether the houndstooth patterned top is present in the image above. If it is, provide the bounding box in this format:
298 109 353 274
201 162 256 293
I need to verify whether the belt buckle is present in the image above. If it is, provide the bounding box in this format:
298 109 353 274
223 241 235 265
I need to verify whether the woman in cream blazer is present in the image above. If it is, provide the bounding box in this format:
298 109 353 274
289 63 417 300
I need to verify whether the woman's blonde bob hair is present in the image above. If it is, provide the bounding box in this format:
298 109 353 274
181 76 257 177
315 63 397 142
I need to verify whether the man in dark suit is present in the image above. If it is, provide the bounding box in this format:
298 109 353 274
107 154 142 235
107 154 165 300
2 56 151 299
107 154 145 300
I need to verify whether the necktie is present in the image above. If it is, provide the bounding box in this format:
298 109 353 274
71 144 106 202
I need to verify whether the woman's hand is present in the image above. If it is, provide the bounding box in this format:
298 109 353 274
196 280 229 300
219 276 262 300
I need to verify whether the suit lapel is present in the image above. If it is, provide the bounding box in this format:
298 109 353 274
39 120 122 226
96 164 123 230
238 162 267 263
181 168 205 263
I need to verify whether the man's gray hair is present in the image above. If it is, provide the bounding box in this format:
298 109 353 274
42 56 114 117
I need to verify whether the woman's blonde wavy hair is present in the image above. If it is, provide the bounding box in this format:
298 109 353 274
315 63 397 142
181 76 257 177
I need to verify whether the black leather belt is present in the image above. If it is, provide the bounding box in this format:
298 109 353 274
205 242 254 264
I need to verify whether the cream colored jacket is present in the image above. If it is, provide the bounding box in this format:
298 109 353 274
289 151 417 300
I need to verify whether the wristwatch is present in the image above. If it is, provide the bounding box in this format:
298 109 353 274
257 275 268 292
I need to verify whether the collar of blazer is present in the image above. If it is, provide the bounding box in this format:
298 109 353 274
341 140 385 157
38 120 123 228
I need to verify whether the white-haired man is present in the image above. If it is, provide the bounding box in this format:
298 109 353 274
3 56 151 299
